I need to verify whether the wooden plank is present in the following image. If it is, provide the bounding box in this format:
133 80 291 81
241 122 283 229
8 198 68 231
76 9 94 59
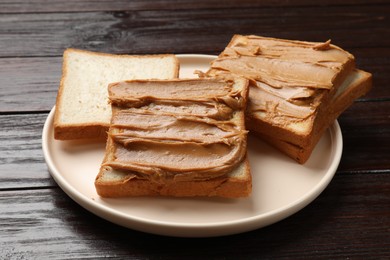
0 173 388 258
0 113 55 190
0 6 388 58
338 101 390 172
0 57 61 112
0 0 387 14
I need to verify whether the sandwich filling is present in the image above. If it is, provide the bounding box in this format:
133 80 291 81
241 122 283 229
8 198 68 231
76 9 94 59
207 35 355 127
102 79 248 183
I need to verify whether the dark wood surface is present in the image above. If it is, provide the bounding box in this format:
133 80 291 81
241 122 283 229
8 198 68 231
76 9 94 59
1 1 389 258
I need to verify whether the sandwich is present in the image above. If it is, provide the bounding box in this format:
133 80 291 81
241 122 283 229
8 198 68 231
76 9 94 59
54 48 179 140
95 78 252 197
204 35 372 163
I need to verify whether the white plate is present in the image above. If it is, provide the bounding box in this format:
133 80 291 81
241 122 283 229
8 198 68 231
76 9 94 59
42 54 343 237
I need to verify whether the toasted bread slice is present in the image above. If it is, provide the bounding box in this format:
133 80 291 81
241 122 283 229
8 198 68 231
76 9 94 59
252 69 372 163
95 77 251 198
54 48 179 140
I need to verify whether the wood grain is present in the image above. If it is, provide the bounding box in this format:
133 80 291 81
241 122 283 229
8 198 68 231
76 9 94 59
338 101 390 172
0 113 55 190
0 173 388 258
0 57 61 112
0 5 388 58
1 0 387 14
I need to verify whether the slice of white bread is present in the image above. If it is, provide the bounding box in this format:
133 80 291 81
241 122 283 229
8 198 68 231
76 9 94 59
95 78 251 198
54 48 179 140
255 69 372 163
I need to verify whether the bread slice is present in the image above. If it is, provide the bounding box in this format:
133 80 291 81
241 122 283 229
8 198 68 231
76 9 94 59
207 35 355 146
95 78 251 198
54 48 179 140
256 69 372 163
96 138 251 198
206 35 371 163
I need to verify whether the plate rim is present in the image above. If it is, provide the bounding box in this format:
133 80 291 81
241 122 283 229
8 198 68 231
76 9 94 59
42 54 343 237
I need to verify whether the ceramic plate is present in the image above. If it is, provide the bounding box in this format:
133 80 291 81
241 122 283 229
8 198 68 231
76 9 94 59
42 54 342 237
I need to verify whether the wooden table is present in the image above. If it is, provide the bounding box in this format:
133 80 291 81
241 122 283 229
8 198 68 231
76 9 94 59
1 1 389 258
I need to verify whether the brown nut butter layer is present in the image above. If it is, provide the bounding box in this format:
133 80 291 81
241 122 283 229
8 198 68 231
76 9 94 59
207 35 355 124
109 78 244 109
103 78 248 183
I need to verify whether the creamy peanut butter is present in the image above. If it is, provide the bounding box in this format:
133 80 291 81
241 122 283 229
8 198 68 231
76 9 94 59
109 79 243 108
113 100 234 120
207 35 355 124
103 78 248 183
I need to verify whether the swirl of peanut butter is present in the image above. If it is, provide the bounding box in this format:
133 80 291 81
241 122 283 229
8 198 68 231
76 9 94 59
207 35 355 123
109 78 244 110
103 78 248 183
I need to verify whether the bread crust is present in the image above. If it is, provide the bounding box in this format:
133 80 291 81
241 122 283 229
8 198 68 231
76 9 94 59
54 48 180 140
54 123 109 140
95 158 251 198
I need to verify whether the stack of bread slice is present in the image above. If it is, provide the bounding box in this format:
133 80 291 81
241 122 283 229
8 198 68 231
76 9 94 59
94 78 251 197
204 35 372 163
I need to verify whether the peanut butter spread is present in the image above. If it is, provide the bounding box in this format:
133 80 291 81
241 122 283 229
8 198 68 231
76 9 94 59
207 35 355 124
103 79 248 182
